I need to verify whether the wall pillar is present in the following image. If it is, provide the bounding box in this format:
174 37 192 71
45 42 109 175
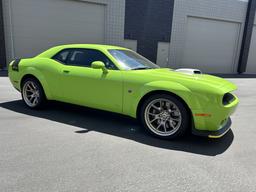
238 0 256 73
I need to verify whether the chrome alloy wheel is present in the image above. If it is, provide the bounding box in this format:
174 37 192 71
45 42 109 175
144 98 182 136
22 81 40 107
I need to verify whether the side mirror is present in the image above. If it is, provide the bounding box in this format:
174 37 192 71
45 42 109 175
91 61 108 73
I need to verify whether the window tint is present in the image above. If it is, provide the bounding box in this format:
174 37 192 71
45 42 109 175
52 50 70 64
69 50 87 66
67 49 118 70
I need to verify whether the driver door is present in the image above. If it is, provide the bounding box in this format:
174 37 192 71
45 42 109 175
56 48 123 113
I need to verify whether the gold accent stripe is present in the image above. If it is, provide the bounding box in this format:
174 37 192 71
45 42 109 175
208 127 231 139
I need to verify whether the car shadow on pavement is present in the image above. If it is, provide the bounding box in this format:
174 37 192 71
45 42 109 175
0 100 234 156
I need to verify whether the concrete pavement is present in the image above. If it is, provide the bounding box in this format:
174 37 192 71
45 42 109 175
0 77 256 192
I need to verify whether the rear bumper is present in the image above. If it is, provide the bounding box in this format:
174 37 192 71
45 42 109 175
8 63 21 91
192 117 232 138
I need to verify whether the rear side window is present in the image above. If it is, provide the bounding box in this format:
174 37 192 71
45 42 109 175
52 49 70 64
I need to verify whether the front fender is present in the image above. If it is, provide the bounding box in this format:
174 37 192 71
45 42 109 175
124 80 201 118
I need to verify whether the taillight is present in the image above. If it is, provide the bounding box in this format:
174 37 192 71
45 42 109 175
11 59 21 71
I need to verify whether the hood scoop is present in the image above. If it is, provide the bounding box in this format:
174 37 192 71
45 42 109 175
175 68 202 75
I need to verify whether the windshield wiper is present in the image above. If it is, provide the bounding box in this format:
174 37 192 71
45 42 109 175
131 67 152 70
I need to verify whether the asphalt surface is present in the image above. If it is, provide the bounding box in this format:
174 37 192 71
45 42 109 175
0 77 256 192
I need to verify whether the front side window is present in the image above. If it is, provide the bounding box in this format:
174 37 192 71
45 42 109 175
67 49 118 70
108 49 160 70
68 50 88 66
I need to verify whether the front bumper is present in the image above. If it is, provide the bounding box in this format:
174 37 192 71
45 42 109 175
191 93 238 138
192 117 232 138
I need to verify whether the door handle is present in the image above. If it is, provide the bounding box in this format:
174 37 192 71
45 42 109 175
63 70 70 74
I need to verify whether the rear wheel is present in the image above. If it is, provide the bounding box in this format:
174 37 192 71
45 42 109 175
21 78 46 109
140 94 189 139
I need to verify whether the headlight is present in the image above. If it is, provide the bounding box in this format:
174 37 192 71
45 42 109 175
222 93 235 105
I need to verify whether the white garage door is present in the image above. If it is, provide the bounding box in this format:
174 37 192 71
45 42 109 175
246 25 256 74
182 17 240 73
7 0 105 58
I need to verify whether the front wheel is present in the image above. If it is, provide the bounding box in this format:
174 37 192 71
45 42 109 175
140 94 190 139
21 78 46 109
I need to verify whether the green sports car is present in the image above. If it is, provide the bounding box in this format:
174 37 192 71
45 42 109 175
8 44 239 139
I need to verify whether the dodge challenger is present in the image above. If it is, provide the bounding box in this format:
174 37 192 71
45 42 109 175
8 44 239 139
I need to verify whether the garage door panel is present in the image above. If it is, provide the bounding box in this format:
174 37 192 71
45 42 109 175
182 17 240 73
10 0 105 58
246 26 256 74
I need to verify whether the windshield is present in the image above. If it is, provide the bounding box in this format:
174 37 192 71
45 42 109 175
108 49 160 70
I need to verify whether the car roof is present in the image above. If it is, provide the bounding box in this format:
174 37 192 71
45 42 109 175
54 44 127 50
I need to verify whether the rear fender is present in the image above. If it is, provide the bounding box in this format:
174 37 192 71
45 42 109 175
20 67 53 100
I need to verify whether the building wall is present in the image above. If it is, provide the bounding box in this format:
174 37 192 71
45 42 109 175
124 0 174 63
2 0 125 65
0 0 255 73
169 0 249 73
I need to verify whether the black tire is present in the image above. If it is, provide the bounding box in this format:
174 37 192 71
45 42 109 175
139 94 190 139
21 77 46 109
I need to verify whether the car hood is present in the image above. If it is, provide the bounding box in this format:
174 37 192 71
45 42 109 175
135 68 237 93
